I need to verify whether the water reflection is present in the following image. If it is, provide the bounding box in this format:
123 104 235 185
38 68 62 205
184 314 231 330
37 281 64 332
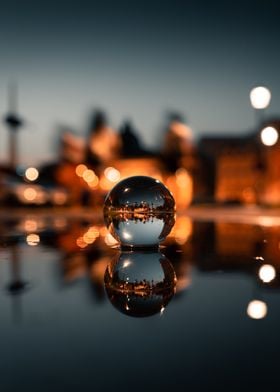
258 264 276 283
104 251 177 317
1 215 280 321
4 241 30 324
6 242 29 295
247 300 268 319
2 213 280 390
26 233 40 246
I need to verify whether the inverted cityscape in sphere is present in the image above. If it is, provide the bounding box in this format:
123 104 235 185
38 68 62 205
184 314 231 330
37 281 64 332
104 251 177 317
103 176 176 248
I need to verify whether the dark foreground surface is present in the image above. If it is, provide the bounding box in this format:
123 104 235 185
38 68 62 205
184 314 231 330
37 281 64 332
0 207 280 391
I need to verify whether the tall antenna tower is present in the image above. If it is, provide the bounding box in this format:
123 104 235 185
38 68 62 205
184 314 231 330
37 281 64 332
4 83 24 170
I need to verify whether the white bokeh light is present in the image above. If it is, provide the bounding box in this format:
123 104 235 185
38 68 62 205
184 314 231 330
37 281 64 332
25 167 39 182
26 233 40 246
247 300 267 320
250 86 271 109
260 126 279 146
259 264 276 283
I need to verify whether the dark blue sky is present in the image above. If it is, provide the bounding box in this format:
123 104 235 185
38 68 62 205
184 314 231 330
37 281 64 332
0 0 280 163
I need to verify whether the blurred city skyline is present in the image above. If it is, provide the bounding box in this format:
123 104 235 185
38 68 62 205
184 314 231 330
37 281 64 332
0 0 280 164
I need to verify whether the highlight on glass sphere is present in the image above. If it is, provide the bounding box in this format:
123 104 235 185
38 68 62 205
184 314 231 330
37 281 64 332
104 251 177 317
103 176 176 249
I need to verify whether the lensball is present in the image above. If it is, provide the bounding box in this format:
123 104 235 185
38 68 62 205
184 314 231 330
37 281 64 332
103 176 175 249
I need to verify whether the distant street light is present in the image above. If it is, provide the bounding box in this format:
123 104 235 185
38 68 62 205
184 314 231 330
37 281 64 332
250 86 271 109
258 264 276 283
25 167 39 182
260 126 278 146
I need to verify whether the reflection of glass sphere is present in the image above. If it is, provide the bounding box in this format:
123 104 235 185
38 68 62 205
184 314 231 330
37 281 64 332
104 176 175 249
104 251 177 317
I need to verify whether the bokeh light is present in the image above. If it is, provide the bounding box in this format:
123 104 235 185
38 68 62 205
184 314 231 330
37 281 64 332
75 164 88 177
250 86 271 109
260 126 278 146
26 233 40 246
247 300 267 319
25 167 39 182
259 264 276 283
83 226 99 244
104 167 121 182
24 219 38 232
87 175 99 188
82 169 96 183
23 187 37 201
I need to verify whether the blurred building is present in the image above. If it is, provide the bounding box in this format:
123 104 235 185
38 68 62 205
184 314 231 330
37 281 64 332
85 110 121 169
2 106 280 209
197 119 280 206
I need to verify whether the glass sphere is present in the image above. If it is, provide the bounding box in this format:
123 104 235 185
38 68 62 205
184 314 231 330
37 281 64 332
104 251 177 317
103 176 175 249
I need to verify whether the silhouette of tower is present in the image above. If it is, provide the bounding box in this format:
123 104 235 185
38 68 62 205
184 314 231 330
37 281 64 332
86 109 121 167
120 120 143 157
3 83 24 170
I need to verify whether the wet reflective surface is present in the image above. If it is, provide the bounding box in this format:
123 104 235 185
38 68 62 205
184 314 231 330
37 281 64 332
1 212 280 390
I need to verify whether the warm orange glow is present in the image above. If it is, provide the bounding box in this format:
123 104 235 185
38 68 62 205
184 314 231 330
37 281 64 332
87 175 99 188
53 218 67 229
83 234 96 244
76 236 88 248
99 177 114 191
104 167 121 182
25 167 39 182
52 190 68 205
150 171 163 182
242 187 256 204
166 176 174 190
26 233 40 246
176 276 191 292
82 169 96 183
23 187 37 201
247 300 267 319
99 227 108 237
171 122 193 139
175 168 191 187
259 264 276 283
24 219 38 232
256 216 279 227
83 226 99 244
75 164 88 177
166 170 193 209
113 158 162 179
260 126 278 146
171 216 193 245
